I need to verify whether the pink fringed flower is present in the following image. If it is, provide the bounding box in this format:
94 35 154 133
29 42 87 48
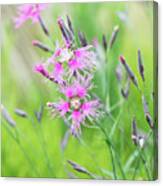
47 44 97 81
34 44 97 84
14 4 47 28
68 45 97 75
47 76 102 136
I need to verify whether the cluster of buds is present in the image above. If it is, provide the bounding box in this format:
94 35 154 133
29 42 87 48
14 4 103 136
119 52 154 130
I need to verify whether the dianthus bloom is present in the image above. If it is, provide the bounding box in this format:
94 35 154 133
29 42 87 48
14 4 47 28
47 76 102 136
34 44 97 84
32 15 103 136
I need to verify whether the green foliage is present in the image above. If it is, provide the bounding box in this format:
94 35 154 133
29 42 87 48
1 2 156 180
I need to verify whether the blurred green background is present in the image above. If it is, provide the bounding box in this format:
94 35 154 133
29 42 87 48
1 1 155 180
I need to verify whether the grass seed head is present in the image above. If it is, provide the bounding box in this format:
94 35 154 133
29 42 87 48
67 15 74 35
38 16 50 36
35 104 44 123
1 105 16 127
119 55 138 87
109 25 119 49
67 160 90 174
131 117 138 145
78 31 88 47
142 95 153 129
138 49 145 81
32 40 53 53
102 34 107 51
15 108 27 118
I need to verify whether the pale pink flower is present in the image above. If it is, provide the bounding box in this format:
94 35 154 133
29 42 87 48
46 44 97 82
69 45 97 75
34 61 65 84
14 4 47 28
47 76 102 136
53 62 64 84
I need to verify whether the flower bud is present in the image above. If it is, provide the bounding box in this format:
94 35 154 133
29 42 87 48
15 108 27 118
138 49 145 81
142 95 154 129
78 31 88 47
102 34 107 51
109 25 119 49
131 117 138 145
119 55 138 87
32 40 53 53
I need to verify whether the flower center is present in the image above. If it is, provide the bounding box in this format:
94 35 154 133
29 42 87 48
70 97 81 110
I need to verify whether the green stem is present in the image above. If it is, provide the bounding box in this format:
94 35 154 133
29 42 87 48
139 150 151 180
97 122 126 179
77 136 106 179
3 123 40 176
97 124 117 179
110 142 126 179
131 130 153 180
132 147 151 180
105 139 117 179
29 117 54 177
132 155 141 180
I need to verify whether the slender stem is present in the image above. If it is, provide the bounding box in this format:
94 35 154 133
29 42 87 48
29 117 55 177
97 122 127 179
2 123 40 176
110 142 126 179
131 130 153 180
132 147 151 180
132 155 141 180
105 139 117 179
77 136 106 179
139 150 151 180
97 124 117 179
104 53 109 107
39 123 55 177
